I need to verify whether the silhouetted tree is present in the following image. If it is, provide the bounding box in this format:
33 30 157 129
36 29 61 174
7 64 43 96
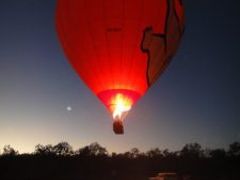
228 142 240 157
76 146 91 156
162 148 170 157
129 148 140 158
146 148 162 158
203 148 212 158
162 149 178 158
35 144 54 155
53 142 73 156
2 145 18 156
209 148 226 159
180 143 203 159
89 142 107 156
111 152 117 157
76 142 107 157
122 151 131 158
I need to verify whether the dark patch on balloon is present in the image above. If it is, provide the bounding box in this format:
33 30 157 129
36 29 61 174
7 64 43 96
164 0 171 51
173 0 185 36
141 27 166 87
140 0 184 87
179 0 183 6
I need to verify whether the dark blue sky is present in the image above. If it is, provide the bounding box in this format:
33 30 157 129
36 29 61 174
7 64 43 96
0 0 239 153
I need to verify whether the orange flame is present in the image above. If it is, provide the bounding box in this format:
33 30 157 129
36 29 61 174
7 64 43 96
110 93 132 121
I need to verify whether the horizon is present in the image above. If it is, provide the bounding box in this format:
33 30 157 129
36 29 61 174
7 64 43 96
1 141 239 155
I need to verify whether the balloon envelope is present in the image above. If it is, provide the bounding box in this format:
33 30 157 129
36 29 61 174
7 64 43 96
56 0 184 133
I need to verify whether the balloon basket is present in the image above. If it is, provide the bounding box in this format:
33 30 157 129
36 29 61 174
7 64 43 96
113 120 124 134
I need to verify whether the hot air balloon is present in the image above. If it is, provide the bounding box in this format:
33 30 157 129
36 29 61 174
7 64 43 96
56 0 184 134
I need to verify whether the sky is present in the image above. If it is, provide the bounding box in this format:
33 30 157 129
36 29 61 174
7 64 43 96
0 0 240 154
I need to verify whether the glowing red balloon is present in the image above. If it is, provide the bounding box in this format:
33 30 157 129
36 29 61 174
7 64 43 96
56 0 184 134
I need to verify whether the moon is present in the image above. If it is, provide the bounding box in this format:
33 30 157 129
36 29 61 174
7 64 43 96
66 106 72 111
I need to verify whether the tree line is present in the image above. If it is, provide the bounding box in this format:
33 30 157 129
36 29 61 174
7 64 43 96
0 142 240 180
1 141 240 159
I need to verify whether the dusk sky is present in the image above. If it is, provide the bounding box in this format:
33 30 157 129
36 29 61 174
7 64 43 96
0 0 239 153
